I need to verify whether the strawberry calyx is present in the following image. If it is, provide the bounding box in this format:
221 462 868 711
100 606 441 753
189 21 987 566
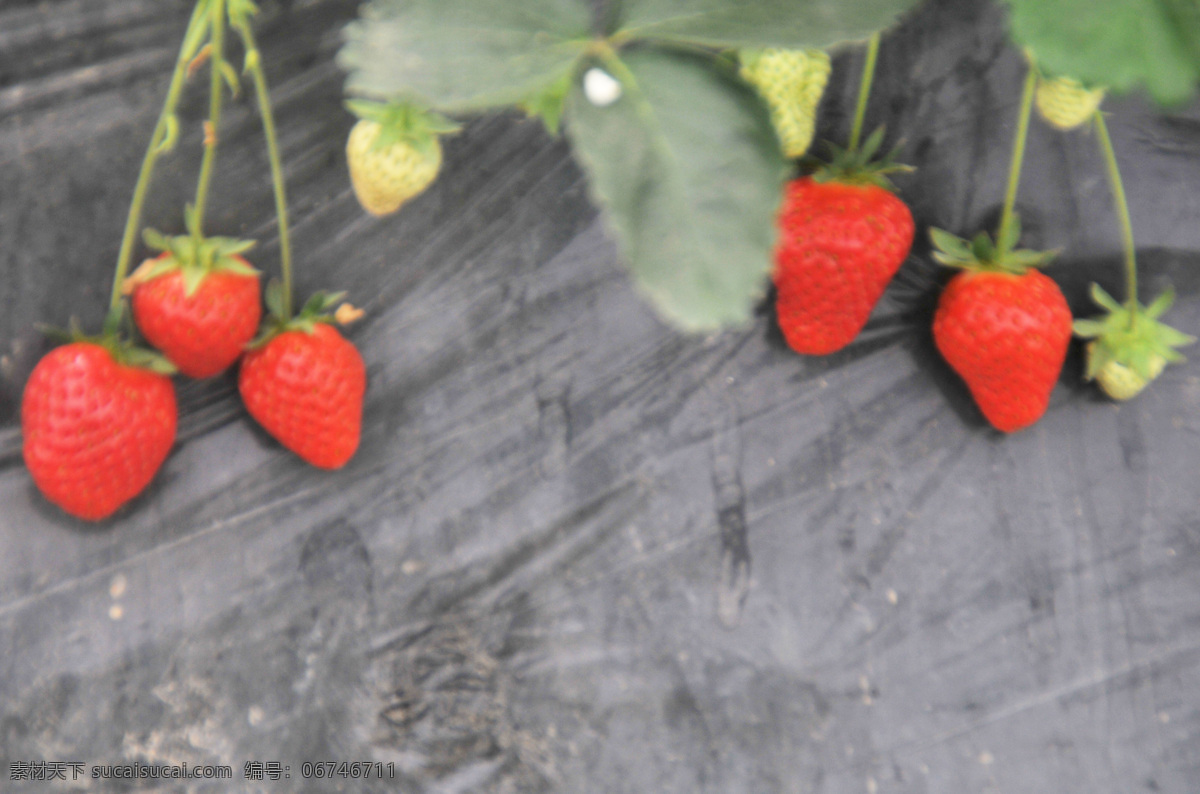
139 207 258 298
248 281 358 349
1072 283 1195 390
930 213 1057 275
345 99 461 160
39 305 177 375
806 127 913 191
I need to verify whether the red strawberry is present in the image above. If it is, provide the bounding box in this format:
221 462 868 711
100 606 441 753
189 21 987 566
130 229 261 378
239 309 365 469
133 260 261 378
930 224 1072 433
773 128 915 354
22 342 177 520
775 176 914 353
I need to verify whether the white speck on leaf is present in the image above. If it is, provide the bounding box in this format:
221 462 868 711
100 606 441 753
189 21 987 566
585 68 621 107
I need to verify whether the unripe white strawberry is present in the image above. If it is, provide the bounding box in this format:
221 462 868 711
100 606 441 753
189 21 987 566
1035 75 1106 130
1088 343 1165 401
1074 284 1195 401
344 100 460 217
740 48 831 159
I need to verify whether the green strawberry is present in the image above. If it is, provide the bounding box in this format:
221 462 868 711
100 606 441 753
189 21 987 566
1035 74 1105 130
345 100 460 217
1074 284 1195 400
740 48 831 159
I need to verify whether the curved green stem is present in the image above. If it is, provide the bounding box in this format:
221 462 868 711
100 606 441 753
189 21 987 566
236 22 293 320
847 32 880 152
997 62 1037 253
109 1 211 311
1094 112 1138 326
192 0 227 240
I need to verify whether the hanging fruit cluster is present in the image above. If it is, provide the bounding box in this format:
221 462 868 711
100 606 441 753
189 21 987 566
21 0 368 520
761 40 1193 432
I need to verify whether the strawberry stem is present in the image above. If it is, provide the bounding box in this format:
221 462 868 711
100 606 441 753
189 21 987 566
235 20 294 320
1093 111 1138 329
996 61 1037 254
191 0 227 242
847 32 880 153
109 1 211 312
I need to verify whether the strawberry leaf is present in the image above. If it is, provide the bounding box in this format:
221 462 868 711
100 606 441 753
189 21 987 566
339 0 592 112
565 49 786 330
1004 0 1200 105
521 72 573 135
615 0 922 49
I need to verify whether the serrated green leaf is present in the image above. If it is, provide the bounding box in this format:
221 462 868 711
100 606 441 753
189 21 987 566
565 49 786 330
339 0 592 112
616 0 921 49
1005 0 1200 104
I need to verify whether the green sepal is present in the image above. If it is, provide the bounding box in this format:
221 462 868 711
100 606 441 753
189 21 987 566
264 279 286 321
929 213 1057 275
182 266 207 297
35 322 77 344
1089 282 1123 312
346 100 462 157
806 126 914 190
248 285 346 349
140 221 260 297
122 346 179 375
36 305 178 376
1074 283 1196 382
101 303 125 339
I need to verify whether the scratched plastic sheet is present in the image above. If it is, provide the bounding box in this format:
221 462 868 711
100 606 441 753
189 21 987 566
1 0 1199 792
